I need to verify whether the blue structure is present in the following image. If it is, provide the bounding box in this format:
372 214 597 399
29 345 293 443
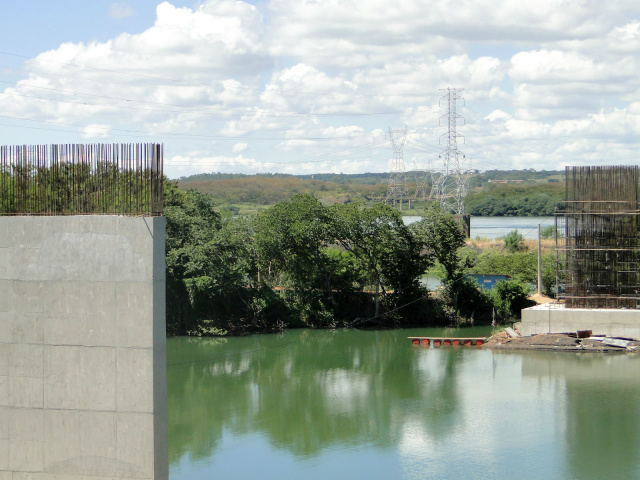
467 274 511 290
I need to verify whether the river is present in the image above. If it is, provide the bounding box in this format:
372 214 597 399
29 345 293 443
404 216 556 240
167 329 640 480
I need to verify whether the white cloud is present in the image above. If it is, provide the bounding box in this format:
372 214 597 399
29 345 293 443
109 2 135 19
2 0 640 176
83 124 112 138
232 142 248 153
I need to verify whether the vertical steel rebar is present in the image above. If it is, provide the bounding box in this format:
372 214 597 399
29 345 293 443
0 143 163 216
557 166 640 308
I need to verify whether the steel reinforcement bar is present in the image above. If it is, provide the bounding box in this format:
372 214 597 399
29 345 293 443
0 143 163 215
556 165 640 308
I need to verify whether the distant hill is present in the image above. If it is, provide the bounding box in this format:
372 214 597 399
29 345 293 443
176 169 565 216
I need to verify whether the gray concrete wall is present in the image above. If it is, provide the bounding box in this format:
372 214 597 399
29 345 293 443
0 216 167 480
517 304 640 339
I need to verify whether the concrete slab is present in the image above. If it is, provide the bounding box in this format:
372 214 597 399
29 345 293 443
8 377 43 409
0 407 7 439
44 346 117 411
7 344 43 378
116 413 155 478
0 439 7 470
1 313 44 345
11 281 44 313
0 345 7 374
0 280 10 312
115 283 153 349
0 247 7 278
44 410 117 476
519 304 640 339
116 348 153 413
9 408 44 441
9 439 44 472
0 378 7 407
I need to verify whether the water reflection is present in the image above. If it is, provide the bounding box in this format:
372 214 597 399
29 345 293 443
167 330 473 461
168 330 640 480
519 352 640 479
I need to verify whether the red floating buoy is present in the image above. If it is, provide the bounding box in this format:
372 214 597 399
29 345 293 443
475 339 483 347
421 339 429 347
452 339 460 347
443 339 451 346
464 340 472 347
433 339 441 347
412 338 420 345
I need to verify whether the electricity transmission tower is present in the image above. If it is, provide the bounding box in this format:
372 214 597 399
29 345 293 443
413 165 429 200
430 88 471 214
385 126 408 207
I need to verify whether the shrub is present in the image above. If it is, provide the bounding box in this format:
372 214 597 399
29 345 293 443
489 280 536 321
502 229 524 253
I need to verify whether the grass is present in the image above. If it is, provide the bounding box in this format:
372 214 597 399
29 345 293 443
467 237 555 254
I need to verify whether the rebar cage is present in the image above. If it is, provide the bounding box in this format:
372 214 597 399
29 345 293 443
0 144 163 216
555 165 640 308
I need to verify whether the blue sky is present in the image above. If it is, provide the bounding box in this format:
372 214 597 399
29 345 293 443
2 0 640 178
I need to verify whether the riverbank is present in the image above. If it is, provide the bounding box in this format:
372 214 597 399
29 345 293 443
484 330 640 353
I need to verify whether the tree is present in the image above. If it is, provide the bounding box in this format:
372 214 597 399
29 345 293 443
164 180 258 334
254 194 339 326
503 229 525 253
489 280 536 320
410 205 466 283
331 202 431 319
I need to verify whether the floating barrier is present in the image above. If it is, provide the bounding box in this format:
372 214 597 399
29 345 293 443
408 337 487 348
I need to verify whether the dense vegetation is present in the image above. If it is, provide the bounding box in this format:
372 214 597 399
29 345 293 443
464 182 564 216
0 163 554 335
165 181 541 336
177 169 565 216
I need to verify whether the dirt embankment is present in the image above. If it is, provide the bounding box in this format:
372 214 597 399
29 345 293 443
484 330 640 353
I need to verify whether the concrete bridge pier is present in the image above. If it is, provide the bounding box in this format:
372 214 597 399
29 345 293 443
0 215 167 480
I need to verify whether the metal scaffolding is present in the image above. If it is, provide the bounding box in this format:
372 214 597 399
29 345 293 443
555 165 640 308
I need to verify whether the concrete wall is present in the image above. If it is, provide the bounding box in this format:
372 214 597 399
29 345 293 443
0 216 167 480
517 304 640 340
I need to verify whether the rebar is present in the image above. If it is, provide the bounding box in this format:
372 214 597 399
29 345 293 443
0 143 163 216
555 166 640 308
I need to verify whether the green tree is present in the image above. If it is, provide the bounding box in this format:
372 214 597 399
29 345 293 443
410 205 467 283
489 280 536 320
254 194 340 326
164 180 258 335
331 202 431 320
503 229 524 253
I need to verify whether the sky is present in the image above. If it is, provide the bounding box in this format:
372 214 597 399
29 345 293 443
2 0 640 179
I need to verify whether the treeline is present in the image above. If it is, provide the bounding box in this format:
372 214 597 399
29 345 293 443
176 169 565 216
464 183 564 216
179 175 386 207
165 181 542 336
467 168 563 188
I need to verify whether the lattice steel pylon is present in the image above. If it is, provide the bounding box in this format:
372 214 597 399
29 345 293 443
385 126 408 206
413 164 429 200
430 88 471 214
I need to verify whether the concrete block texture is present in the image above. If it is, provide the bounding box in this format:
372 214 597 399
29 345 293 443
520 304 640 339
0 216 167 480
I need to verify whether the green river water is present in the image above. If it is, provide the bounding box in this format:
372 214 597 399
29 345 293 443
167 328 640 480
